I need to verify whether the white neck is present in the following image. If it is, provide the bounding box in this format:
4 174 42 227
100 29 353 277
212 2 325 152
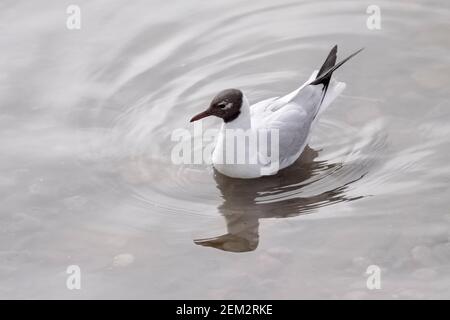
223 96 251 130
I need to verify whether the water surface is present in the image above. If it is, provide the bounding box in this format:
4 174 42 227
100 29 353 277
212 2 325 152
1 0 449 299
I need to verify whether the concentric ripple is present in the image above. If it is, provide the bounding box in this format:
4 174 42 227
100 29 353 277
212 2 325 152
76 0 450 221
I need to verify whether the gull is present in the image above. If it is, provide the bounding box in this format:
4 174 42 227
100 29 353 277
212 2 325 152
190 45 363 178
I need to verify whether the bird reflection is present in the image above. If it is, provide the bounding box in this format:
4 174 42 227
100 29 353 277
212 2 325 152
194 146 363 253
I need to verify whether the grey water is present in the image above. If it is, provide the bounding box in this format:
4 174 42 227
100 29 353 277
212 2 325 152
0 0 449 299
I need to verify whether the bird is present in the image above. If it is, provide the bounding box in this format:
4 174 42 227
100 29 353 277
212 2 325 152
190 45 363 179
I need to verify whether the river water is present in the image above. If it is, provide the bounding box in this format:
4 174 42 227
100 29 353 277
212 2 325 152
0 0 449 299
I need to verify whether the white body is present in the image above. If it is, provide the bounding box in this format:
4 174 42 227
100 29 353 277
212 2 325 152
211 70 346 179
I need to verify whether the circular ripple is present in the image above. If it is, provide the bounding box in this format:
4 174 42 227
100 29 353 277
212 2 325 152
76 0 449 219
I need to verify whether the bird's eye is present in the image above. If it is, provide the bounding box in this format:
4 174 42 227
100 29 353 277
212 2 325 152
217 101 233 110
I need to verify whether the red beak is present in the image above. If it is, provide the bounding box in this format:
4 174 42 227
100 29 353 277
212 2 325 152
190 110 211 122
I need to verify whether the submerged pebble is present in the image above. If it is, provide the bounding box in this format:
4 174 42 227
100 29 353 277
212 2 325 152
113 254 135 267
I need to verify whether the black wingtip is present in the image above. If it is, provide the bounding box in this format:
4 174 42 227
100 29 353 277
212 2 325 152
317 45 338 79
310 47 364 86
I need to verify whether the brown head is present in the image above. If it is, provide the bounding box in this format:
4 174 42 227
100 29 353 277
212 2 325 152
190 89 243 123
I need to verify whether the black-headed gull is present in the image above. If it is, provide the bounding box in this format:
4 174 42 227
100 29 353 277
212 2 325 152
190 45 363 179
